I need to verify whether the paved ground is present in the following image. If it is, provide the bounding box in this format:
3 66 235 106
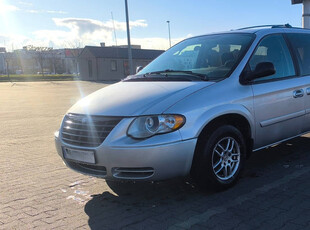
1 81 310 230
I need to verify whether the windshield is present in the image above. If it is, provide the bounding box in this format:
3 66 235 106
138 33 254 81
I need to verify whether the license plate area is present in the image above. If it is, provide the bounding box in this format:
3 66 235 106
63 147 96 164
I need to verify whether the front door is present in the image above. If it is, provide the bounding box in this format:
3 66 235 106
249 34 304 149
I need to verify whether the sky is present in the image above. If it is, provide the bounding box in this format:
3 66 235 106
0 0 303 51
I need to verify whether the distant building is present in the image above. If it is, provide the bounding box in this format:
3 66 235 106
292 0 310 28
1 45 163 78
78 46 164 81
2 46 60 74
0 48 6 74
100 42 141 49
0 46 82 75
64 48 83 74
116 45 142 49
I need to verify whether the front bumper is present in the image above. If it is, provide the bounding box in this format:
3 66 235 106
54 118 197 181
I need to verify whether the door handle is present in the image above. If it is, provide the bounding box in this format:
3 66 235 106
293 89 304 98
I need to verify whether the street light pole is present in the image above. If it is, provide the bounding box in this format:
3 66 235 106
125 0 133 75
167 20 171 48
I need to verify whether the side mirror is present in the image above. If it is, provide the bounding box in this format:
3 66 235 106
136 66 144 73
243 62 276 82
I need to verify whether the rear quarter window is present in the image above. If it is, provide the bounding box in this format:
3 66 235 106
287 33 310 76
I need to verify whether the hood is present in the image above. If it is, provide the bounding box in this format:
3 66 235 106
68 81 215 116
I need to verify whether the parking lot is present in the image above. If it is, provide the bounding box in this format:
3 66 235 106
1 81 310 230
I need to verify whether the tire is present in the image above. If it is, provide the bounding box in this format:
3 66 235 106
191 125 246 191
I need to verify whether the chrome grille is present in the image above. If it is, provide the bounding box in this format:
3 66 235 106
61 113 122 147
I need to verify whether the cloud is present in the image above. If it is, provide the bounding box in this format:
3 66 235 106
1 17 186 51
0 34 31 50
36 17 148 48
47 10 67 14
112 19 148 30
0 3 19 13
52 18 147 36
0 2 66 15
26 9 68 14
117 37 185 50
53 18 108 36
18 1 33 7
26 9 40 13
0 32 184 51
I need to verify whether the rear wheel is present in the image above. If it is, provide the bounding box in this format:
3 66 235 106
192 125 246 190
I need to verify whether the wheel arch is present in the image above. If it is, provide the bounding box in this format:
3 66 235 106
195 105 254 139
191 109 254 170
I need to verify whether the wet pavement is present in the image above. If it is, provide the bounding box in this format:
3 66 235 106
0 81 310 229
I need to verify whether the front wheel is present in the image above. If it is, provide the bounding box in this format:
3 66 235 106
192 125 246 191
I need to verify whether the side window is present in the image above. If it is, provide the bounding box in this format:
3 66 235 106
287 33 310 76
249 34 295 82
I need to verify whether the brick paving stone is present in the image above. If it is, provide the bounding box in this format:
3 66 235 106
262 214 299 230
197 213 242 229
200 221 234 230
1 82 310 230
277 223 304 230
289 209 310 226
124 218 159 230
234 223 257 230
173 210 201 221
254 207 285 220
189 224 209 230
230 206 265 220
252 222 279 230
148 217 182 230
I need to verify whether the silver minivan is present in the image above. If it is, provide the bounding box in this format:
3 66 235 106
55 24 310 190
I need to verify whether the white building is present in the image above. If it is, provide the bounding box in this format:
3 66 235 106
292 0 310 28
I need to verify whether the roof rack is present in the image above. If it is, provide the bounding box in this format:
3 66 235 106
236 24 293 30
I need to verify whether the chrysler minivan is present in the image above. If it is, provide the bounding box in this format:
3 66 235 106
55 24 310 190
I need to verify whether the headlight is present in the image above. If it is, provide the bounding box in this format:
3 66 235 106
127 115 186 139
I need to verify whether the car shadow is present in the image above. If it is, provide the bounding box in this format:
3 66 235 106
84 136 310 229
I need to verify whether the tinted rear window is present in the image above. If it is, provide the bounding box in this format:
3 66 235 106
287 33 310 76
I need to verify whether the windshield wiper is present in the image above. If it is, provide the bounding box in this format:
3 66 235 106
144 69 209 81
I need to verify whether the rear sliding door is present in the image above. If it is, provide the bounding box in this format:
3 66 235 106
286 33 310 133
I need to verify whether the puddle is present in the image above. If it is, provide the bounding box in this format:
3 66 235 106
295 164 304 169
66 195 85 205
74 190 89 195
65 180 92 205
69 180 83 187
